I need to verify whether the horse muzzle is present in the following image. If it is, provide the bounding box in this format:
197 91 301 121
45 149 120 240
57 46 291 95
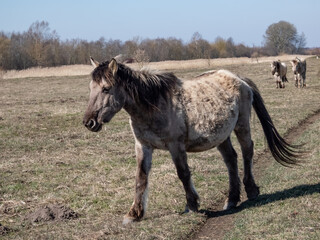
84 119 102 132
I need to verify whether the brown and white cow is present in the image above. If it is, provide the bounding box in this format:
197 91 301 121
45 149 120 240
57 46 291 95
271 60 288 88
290 58 307 88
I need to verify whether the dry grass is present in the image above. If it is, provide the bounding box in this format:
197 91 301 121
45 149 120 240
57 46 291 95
226 119 320 240
2 64 92 79
2 55 312 79
0 57 319 239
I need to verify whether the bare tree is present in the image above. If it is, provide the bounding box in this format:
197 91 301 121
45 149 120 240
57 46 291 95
212 37 227 58
1 21 281 70
123 40 139 59
26 21 59 66
264 21 306 55
0 32 10 70
134 49 150 68
295 32 307 54
187 32 211 59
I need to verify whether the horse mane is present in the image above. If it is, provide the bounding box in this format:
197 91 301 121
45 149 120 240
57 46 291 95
92 61 180 111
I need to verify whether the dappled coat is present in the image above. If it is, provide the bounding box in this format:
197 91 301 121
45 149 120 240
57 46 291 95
290 58 307 88
271 60 288 88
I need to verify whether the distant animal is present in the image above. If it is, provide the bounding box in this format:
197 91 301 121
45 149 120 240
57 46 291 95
83 57 302 224
271 60 288 88
290 58 307 88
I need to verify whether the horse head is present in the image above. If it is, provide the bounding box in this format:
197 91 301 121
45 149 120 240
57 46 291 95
290 58 305 75
271 61 279 75
83 57 125 132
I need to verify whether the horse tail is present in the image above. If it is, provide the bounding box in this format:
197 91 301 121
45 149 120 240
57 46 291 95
242 78 302 166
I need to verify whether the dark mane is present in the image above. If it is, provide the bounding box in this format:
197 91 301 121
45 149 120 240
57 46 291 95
92 61 180 111
91 61 114 85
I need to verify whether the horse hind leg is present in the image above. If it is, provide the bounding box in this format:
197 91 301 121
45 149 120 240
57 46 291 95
234 121 260 201
217 137 241 210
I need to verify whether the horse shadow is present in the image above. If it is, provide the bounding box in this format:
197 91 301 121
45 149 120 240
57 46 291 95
200 182 320 218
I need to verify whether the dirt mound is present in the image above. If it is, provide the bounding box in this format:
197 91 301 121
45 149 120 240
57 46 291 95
26 204 79 223
0 223 11 236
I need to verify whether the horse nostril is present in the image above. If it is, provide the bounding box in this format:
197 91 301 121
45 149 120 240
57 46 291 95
86 119 96 129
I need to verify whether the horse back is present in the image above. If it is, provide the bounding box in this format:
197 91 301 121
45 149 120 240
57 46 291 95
181 70 247 151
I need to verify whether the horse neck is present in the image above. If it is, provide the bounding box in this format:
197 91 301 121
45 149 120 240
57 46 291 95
117 64 177 122
123 98 144 120
123 96 165 123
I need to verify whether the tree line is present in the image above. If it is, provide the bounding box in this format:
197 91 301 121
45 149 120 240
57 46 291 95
0 20 316 71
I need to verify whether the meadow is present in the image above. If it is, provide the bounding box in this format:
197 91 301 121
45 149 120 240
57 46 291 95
0 56 319 239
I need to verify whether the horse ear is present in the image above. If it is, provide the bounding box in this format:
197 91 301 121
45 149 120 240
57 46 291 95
114 54 124 63
90 57 99 68
108 58 118 76
290 60 296 66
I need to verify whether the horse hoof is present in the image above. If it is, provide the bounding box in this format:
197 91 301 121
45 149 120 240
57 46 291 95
122 215 136 225
223 198 238 210
184 204 198 213
246 186 260 200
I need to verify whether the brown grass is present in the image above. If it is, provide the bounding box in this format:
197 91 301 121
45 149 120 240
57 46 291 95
225 118 320 240
2 55 312 79
0 57 319 239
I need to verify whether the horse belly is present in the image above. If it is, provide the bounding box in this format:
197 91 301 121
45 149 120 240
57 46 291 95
182 76 240 152
186 109 238 152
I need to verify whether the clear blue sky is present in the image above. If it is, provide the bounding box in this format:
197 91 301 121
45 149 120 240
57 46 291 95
0 0 319 47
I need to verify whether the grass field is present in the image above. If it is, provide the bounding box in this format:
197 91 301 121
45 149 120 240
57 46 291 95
225 118 320 240
0 56 319 239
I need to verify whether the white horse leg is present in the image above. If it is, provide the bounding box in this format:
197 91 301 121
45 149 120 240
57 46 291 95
217 137 241 210
123 142 153 224
275 76 279 88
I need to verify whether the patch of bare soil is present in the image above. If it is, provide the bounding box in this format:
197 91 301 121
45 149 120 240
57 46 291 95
25 204 79 223
192 108 320 240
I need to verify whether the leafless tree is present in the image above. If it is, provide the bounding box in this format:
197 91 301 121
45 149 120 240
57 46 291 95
263 21 306 55
133 49 150 68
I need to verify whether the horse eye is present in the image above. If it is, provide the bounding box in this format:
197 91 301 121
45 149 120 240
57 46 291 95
102 87 110 93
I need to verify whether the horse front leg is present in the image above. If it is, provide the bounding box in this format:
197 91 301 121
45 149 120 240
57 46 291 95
123 141 153 224
276 76 282 88
302 74 306 87
281 77 285 88
275 77 279 88
169 142 199 212
297 74 301 88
